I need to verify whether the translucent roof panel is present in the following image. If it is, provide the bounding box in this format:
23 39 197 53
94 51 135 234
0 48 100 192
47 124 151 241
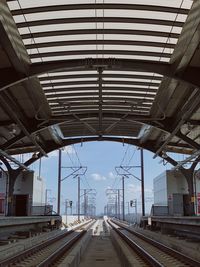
7 0 192 118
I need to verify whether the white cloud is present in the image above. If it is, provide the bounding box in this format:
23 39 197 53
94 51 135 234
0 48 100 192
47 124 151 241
127 183 153 197
127 183 141 194
106 186 111 190
108 171 115 179
91 173 107 181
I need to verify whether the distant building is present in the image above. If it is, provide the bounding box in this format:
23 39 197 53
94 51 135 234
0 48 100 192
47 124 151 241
0 170 46 216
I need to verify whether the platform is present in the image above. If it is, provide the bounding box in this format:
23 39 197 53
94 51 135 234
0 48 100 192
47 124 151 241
0 215 61 235
141 216 200 234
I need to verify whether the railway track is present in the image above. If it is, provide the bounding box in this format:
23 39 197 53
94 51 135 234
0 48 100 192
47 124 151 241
108 219 200 267
0 220 94 267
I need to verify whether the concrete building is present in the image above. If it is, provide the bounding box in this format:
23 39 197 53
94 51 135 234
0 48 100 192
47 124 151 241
153 170 200 216
0 170 46 216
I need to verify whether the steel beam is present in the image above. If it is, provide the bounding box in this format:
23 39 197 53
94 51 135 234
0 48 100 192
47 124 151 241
39 73 162 82
0 1 30 73
25 39 175 50
3 58 200 92
0 93 47 157
16 17 184 28
42 80 160 88
0 112 197 158
29 49 171 60
0 149 29 170
44 86 158 94
46 91 156 99
154 89 200 158
98 68 103 136
1 132 25 150
20 136 178 168
10 4 189 15
21 29 180 40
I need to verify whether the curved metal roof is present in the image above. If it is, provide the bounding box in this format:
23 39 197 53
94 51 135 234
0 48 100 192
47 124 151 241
1 0 200 167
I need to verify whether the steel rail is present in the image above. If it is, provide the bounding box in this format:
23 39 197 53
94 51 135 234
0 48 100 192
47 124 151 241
108 220 163 267
111 219 200 267
37 230 86 267
0 229 74 267
39 219 96 266
0 220 93 267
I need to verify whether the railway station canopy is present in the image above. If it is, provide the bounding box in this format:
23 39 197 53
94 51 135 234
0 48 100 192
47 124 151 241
0 0 200 166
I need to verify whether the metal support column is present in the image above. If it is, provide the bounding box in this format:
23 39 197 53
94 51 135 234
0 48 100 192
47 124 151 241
122 176 125 221
135 199 138 224
57 149 62 215
115 195 118 217
141 148 145 216
78 176 80 221
127 202 130 215
118 189 120 219
65 200 68 225
84 189 87 216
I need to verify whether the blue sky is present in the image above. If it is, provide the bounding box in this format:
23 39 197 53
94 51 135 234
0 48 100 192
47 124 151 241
28 141 179 215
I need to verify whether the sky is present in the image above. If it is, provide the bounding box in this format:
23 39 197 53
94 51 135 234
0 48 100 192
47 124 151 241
24 140 183 216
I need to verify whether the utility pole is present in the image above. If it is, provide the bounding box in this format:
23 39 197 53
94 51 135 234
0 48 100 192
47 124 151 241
78 176 80 221
106 189 121 218
141 148 145 216
65 200 68 215
118 189 120 219
84 189 87 216
81 189 96 217
115 195 118 217
61 166 87 219
57 149 62 215
116 148 145 219
122 176 125 221
135 199 138 224
126 201 130 215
